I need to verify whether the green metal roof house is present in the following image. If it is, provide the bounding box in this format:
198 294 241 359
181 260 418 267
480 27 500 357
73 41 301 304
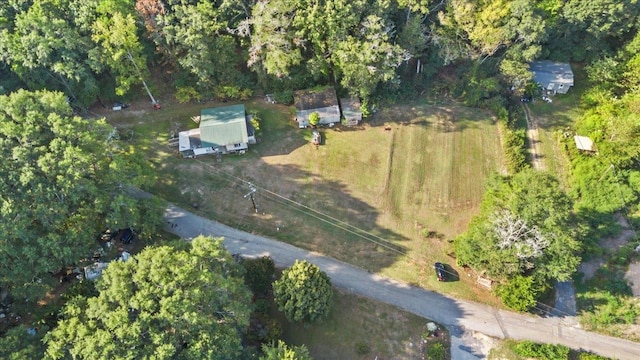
179 104 254 157
200 104 249 148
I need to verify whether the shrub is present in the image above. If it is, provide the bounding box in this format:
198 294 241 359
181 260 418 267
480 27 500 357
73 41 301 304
274 90 294 105
579 352 612 360
494 275 539 312
242 256 275 296
426 342 446 360
309 112 320 126
273 260 333 324
513 340 570 360
175 86 200 103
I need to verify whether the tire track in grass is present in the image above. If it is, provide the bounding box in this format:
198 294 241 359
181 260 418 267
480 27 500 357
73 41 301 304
381 130 397 216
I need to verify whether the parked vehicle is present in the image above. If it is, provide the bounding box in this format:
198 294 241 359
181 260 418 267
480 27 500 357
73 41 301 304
434 262 447 282
115 228 135 244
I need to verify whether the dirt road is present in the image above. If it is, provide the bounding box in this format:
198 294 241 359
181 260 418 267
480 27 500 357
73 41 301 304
522 103 545 171
162 201 640 359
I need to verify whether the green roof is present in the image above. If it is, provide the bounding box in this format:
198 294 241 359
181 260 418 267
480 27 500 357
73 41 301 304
199 104 248 147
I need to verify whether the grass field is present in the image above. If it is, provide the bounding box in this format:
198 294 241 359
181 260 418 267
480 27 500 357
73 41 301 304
96 95 504 305
278 289 446 360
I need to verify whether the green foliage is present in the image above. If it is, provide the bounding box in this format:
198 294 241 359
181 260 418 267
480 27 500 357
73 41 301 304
273 260 333 324
579 291 639 329
454 170 581 307
0 0 100 108
145 1 243 91
243 256 275 296
355 342 370 355
578 352 613 360
175 86 201 103
248 307 283 348
249 111 263 136
45 236 252 360
501 124 529 174
513 340 570 360
91 12 149 97
0 90 160 301
548 0 640 62
260 340 313 360
60 280 98 301
494 275 539 312
273 90 294 105
216 85 254 101
308 112 320 127
426 342 446 360
0 325 47 360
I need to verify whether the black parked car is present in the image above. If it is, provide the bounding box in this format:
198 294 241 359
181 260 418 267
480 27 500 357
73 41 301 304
116 228 135 244
434 262 446 282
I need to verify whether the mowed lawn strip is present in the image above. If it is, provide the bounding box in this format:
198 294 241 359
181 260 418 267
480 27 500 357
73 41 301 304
101 98 504 305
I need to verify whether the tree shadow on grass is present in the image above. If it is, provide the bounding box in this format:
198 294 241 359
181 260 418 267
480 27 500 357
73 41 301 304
245 162 410 272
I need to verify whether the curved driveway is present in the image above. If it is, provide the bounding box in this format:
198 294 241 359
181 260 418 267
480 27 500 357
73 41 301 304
162 202 640 359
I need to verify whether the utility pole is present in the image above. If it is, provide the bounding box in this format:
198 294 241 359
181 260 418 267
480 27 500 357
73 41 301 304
244 184 258 213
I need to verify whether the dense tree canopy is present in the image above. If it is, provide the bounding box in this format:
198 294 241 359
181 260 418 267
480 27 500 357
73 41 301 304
0 0 638 105
0 89 161 300
273 260 333 324
45 236 252 360
454 170 583 308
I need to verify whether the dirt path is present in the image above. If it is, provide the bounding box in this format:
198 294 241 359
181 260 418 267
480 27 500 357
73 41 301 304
522 103 545 171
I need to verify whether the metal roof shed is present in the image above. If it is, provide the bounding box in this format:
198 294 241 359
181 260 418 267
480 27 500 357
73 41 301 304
574 135 596 152
199 104 249 148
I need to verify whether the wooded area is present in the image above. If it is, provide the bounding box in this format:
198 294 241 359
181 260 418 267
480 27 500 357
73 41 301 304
1 0 640 357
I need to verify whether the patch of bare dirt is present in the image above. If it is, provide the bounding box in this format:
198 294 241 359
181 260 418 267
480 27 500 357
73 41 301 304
579 214 637 283
522 103 545 171
625 261 640 297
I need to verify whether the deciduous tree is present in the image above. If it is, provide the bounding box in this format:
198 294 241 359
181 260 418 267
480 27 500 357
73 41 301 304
273 260 332 324
45 236 252 360
453 170 582 305
0 90 161 301
91 12 153 99
0 0 99 108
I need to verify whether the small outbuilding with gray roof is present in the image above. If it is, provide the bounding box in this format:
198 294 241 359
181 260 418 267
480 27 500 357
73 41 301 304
294 87 341 128
530 61 574 94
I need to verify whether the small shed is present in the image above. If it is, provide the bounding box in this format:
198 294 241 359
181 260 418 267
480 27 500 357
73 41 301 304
574 135 596 152
294 87 341 128
340 97 362 126
530 61 574 94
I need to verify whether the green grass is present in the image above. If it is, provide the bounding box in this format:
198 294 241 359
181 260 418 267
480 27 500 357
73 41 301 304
278 289 445 360
99 97 505 306
488 339 614 360
527 64 589 183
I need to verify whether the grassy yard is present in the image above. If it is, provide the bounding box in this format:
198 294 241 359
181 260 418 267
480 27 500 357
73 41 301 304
94 95 504 306
526 64 589 184
278 288 448 360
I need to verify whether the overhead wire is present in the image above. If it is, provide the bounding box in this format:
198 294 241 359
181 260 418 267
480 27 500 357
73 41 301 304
192 158 407 254
190 158 575 318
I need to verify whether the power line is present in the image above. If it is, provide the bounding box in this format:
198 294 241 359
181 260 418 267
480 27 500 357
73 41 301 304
192 158 407 254
190 159 577 319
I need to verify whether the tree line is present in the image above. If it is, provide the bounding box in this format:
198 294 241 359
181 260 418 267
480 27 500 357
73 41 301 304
1 0 639 108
